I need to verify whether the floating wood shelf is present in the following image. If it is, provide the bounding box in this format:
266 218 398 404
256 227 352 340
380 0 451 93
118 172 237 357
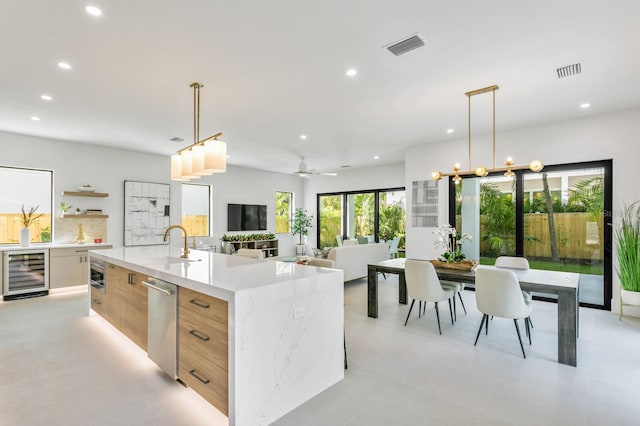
63 214 109 219
61 191 109 197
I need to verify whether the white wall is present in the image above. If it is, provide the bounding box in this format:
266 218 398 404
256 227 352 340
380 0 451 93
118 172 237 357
405 108 640 313
0 131 303 254
301 162 405 247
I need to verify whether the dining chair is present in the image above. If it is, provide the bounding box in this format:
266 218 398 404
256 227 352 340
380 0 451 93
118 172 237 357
474 268 533 358
357 237 368 244
494 256 533 326
388 237 400 258
404 259 455 335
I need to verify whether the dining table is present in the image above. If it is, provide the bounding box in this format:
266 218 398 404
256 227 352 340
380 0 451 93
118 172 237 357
367 258 580 367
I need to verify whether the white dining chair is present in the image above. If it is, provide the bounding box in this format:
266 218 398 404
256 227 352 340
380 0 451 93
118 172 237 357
495 256 534 326
388 237 400 258
404 259 455 335
474 268 533 358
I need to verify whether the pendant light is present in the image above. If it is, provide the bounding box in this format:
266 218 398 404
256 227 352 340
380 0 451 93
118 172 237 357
170 82 227 181
431 85 543 181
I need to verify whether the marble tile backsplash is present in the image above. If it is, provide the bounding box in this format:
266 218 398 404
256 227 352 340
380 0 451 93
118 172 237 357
54 217 107 244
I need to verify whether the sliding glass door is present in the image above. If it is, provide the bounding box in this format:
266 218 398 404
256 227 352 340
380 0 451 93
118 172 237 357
317 187 406 249
319 195 343 248
450 160 611 309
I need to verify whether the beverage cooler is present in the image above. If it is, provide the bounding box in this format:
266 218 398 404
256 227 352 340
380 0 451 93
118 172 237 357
3 249 49 300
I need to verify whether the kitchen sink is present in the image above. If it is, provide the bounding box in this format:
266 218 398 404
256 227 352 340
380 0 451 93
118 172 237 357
138 256 202 265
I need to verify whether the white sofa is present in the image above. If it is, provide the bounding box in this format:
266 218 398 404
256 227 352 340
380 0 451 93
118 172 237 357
327 243 389 282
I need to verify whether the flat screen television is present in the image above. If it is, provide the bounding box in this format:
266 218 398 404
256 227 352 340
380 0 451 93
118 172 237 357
227 203 267 231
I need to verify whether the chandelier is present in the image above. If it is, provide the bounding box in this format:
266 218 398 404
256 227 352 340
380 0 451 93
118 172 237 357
171 82 227 181
431 85 543 184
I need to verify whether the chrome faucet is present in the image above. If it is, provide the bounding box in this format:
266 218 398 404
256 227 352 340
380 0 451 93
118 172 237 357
163 225 190 258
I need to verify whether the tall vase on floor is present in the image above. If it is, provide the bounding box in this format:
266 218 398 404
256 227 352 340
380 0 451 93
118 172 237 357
20 228 30 247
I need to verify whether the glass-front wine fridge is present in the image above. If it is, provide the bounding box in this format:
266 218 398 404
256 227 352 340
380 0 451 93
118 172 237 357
3 249 49 299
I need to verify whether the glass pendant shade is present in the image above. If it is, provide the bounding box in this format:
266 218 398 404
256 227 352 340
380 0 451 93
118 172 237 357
204 139 227 173
180 150 200 179
171 154 189 181
191 145 208 176
529 160 544 172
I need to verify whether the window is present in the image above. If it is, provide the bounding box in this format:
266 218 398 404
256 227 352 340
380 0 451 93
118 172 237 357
0 166 53 244
181 184 211 236
317 187 406 249
275 191 293 233
450 160 612 310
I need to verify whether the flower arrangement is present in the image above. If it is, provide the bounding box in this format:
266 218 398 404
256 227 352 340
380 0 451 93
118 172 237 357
433 224 472 263
20 205 44 228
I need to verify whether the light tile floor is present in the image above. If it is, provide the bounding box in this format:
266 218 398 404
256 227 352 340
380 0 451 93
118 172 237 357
1 277 639 426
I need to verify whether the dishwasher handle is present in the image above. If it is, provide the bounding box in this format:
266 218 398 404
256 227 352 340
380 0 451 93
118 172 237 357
142 280 174 296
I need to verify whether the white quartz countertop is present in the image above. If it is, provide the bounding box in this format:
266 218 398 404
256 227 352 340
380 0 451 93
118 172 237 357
89 246 341 301
0 243 112 252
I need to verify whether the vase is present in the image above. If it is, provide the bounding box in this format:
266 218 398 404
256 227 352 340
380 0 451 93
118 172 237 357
20 228 30 247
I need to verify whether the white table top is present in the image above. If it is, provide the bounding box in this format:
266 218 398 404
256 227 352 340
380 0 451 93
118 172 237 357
90 245 341 301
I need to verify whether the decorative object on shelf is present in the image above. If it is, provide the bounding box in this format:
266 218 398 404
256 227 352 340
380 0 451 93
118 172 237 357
220 233 276 242
432 224 473 264
76 224 85 244
431 85 544 183
292 208 313 251
60 201 73 217
171 82 227 181
75 207 82 215
616 201 640 319
78 184 96 192
296 255 310 265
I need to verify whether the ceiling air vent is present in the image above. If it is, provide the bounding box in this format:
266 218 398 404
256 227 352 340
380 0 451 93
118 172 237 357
169 137 184 142
556 63 582 78
385 33 426 56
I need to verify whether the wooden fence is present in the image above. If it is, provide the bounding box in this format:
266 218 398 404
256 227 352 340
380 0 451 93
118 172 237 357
0 214 52 244
474 212 603 261
182 215 208 237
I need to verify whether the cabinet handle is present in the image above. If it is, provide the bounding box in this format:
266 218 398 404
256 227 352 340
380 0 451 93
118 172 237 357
128 273 135 285
189 299 210 309
92 299 101 305
109 265 116 269
79 257 83 264
189 369 210 385
188 329 210 342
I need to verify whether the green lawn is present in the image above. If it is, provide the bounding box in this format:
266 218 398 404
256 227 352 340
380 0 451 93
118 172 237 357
480 257 603 275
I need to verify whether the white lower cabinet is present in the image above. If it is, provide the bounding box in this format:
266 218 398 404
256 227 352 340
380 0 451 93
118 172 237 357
49 245 111 288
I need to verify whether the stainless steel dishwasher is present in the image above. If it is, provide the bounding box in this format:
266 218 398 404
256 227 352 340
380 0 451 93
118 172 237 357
142 277 177 379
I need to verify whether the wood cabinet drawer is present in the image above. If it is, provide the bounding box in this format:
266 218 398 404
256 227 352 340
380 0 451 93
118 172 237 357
179 342 228 416
90 286 106 315
178 306 227 371
178 287 227 324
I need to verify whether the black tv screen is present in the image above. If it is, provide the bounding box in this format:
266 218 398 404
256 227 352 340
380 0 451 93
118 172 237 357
227 204 267 231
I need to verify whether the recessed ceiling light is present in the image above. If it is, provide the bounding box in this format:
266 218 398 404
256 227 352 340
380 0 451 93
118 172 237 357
346 69 358 77
374 155 379 160
41 94 53 101
580 102 591 109
57 62 72 70
447 128 454 134
30 116 40 121
85 5 103 17
300 134 307 140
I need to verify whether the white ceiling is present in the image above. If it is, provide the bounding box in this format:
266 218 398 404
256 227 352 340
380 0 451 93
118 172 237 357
2 1 639 175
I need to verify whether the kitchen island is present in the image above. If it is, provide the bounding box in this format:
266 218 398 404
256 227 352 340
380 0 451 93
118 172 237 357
89 246 344 426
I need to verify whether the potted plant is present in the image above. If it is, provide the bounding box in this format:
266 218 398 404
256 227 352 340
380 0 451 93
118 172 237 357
292 208 313 254
20 205 43 247
60 201 73 217
616 201 640 316
40 226 51 243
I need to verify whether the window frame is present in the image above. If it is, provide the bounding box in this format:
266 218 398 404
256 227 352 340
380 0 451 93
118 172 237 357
181 183 212 237
275 191 294 234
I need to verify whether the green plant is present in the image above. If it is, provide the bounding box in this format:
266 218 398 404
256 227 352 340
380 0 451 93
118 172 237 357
20 205 43 227
60 201 73 214
292 208 313 245
616 202 640 292
40 226 51 243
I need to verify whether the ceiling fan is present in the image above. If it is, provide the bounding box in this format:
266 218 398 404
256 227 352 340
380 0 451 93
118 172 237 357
292 156 337 178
